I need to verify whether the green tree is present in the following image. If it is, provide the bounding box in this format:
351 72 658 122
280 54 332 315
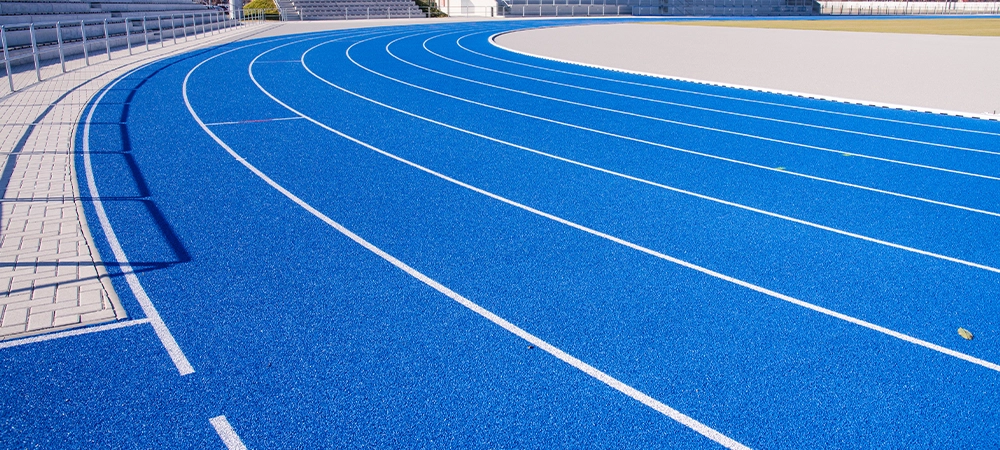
243 0 278 14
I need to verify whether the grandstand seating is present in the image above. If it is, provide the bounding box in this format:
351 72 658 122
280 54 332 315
0 0 215 26
275 0 425 19
501 0 819 15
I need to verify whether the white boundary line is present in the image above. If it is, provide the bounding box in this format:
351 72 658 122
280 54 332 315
445 31 1000 157
74 29 372 376
83 68 196 376
487 27 1000 124
304 35 1000 375
0 318 151 349
368 32 1000 218
185 36 753 450
210 415 248 450
329 31 1000 277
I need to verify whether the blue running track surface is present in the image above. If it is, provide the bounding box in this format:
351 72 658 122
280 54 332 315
4 18 1000 448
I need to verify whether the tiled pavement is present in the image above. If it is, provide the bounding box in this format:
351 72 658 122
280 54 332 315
0 20 279 341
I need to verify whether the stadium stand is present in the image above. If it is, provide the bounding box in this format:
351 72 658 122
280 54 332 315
0 0 216 26
275 0 425 19
501 0 819 15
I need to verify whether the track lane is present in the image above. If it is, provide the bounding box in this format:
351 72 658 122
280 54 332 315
205 30 1000 446
322 31 1000 276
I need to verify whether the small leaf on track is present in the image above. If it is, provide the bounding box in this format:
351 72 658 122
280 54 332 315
958 328 974 340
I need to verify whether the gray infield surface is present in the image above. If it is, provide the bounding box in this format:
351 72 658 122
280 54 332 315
495 22 1000 116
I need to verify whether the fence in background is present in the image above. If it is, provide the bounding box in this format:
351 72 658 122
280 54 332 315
0 9 267 95
819 1 1000 15
443 5 497 16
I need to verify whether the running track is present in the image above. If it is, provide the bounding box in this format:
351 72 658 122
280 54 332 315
3 19 1000 448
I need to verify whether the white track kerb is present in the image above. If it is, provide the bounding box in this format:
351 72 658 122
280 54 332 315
291 31 1000 375
487 29 1000 124
182 35 752 450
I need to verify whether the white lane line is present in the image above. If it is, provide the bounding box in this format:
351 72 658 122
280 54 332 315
0 318 151 349
83 70 195 376
368 33 1000 219
311 33 1000 277
445 32 1000 158
186 37 753 450
484 31 1000 134
305 38 1000 375
210 415 247 450
205 116 304 126
411 34 1000 183
77 28 386 377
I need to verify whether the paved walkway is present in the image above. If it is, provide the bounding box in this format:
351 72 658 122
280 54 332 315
0 20 279 340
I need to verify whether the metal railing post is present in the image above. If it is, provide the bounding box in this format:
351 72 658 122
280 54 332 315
81 21 90 65
103 19 111 60
57 22 66 72
1 26 12 92
193 14 199 39
158 16 164 47
30 24 41 81
172 15 178 44
126 19 133 54
143 17 150 51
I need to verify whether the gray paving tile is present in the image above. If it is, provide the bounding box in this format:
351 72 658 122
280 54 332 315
0 21 274 341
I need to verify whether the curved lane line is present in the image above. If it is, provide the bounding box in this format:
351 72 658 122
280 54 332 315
83 67 196 376
303 35 1000 374
445 31 1000 157
78 30 362 376
372 32 1000 218
484 30 1000 135
192 35 755 450
329 32 1000 276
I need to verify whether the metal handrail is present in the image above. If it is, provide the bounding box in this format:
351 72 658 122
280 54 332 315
1 9 268 94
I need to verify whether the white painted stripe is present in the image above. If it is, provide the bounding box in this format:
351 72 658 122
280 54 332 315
76 28 384 377
358 33 1000 219
0 318 151 349
486 30 1000 128
311 33 1000 277
307 37 1000 374
448 32 1000 158
184 38 752 450
210 415 247 450
205 116 304 126
83 74 195 376
413 34 1000 182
